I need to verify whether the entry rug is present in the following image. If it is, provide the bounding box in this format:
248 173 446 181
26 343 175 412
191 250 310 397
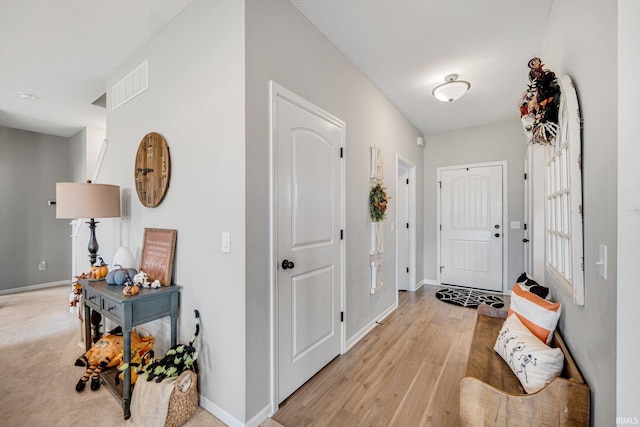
435 288 504 309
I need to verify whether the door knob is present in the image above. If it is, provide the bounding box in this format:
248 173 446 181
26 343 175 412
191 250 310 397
523 238 530 243
495 233 501 238
494 224 500 229
281 259 295 270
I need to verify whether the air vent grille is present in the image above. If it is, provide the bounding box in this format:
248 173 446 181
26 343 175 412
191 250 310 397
112 60 148 111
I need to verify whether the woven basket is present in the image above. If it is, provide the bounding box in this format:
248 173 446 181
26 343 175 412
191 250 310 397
164 370 198 427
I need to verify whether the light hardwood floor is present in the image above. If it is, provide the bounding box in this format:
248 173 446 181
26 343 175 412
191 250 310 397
272 285 482 427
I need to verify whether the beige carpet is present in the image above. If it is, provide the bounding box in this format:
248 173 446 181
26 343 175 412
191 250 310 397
0 285 283 427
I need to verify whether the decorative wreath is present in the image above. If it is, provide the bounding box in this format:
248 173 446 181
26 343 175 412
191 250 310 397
518 57 561 145
369 182 389 222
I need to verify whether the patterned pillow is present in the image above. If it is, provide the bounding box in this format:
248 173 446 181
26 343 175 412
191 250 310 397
508 283 561 344
494 314 564 394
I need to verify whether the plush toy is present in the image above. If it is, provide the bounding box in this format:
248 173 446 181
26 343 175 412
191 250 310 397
144 310 200 383
116 334 155 385
74 327 141 392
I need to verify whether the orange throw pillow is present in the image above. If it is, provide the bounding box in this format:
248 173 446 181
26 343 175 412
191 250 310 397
508 284 561 344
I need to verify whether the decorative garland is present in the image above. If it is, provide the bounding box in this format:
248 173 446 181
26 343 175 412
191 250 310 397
369 182 389 222
518 57 561 145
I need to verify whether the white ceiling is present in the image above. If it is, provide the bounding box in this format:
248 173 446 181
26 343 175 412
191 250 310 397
0 0 193 137
0 0 553 138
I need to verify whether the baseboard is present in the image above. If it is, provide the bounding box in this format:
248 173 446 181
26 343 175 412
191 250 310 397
199 394 244 427
0 280 70 296
422 279 440 287
246 404 272 427
345 301 397 352
413 279 425 290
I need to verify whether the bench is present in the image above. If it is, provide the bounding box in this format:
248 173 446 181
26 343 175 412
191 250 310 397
460 304 590 426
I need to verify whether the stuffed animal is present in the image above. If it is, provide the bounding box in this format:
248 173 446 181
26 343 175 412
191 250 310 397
74 327 141 392
116 334 155 385
144 310 200 383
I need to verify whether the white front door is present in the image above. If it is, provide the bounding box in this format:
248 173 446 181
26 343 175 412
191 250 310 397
440 165 503 292
273 84 344 403
397 164 410 291
524 147 532 273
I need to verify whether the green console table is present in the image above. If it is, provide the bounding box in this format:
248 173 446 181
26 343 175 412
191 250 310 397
81 279 180 419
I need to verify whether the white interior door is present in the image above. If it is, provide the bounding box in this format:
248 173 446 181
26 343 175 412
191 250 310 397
440 165 503 292
524 147 532 273
274 85 343 403
397 164 410 291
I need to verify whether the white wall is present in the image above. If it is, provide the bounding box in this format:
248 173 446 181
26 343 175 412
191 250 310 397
423 119 527 288
618 0 640 421
246 0 424 419
541 0 617 424
99 0 247 423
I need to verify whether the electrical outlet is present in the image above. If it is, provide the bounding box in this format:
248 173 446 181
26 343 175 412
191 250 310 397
39 260 47 271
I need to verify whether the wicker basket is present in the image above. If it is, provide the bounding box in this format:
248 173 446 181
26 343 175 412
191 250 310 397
164 370 198 427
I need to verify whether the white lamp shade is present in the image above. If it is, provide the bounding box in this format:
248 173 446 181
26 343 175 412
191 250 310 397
56 182 121 219
432 75 470 102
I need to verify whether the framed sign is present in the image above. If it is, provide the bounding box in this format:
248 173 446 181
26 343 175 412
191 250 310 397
140 228 177 286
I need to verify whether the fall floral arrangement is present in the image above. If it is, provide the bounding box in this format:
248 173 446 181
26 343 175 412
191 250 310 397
369 182 390 222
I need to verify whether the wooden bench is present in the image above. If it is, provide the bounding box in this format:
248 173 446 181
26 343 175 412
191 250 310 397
460 304 590 426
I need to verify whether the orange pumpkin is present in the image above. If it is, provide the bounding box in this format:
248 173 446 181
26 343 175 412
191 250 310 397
91 257 109 279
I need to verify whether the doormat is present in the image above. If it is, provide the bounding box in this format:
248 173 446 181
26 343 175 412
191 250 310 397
435 288 504 309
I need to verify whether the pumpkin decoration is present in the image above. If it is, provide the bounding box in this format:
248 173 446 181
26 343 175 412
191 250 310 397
90 257 109 280
106 267 138 286
123 284 140 296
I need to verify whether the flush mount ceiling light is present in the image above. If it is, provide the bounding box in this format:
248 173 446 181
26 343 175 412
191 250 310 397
432 74 470 102
18 92 36 100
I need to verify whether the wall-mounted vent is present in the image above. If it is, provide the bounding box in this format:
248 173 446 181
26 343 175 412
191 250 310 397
111 60 148 111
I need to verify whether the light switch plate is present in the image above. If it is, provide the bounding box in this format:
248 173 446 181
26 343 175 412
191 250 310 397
221 232 230 253
598 244 607 279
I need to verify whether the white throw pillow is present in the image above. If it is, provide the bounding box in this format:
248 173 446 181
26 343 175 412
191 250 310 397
494 314 564 394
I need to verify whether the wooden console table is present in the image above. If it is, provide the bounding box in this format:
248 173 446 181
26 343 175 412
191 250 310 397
81 279 180 419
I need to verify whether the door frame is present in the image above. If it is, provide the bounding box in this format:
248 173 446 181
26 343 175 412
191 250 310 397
268 81 346 414
395 155 417 292
436 160 509 294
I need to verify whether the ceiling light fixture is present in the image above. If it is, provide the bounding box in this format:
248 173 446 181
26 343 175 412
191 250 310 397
432 74 470 102
18 92 36 100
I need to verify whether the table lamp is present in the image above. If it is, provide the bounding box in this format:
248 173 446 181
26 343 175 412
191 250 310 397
56 181 121 266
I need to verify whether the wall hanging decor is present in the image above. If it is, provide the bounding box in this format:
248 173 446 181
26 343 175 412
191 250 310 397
518 58 561 145
370 258 384 295
370 145 383 180
368 146 389 294
369 182 389 222
135 132 171 207
140 228 177 286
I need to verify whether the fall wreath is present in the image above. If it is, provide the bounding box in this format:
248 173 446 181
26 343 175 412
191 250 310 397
369 182 390 222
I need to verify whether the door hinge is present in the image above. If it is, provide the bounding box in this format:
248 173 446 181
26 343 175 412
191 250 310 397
439 224 442 231
524 173 528 180
524 223 528 230
406 267 409 273
340 229 344 240
406 223 409 229
340 311 344 322
406 178 409 185
438 181 442 189
440 265 445 273
340 147 344 158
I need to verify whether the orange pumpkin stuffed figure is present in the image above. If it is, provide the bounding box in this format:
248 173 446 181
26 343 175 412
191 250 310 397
75 328 141 392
